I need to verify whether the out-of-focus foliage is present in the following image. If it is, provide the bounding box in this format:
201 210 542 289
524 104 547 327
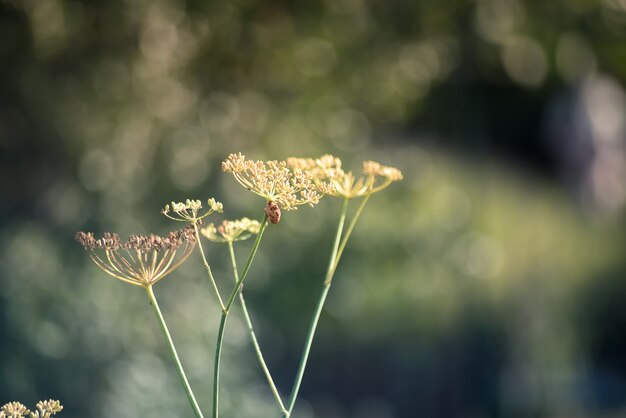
1 0 626 417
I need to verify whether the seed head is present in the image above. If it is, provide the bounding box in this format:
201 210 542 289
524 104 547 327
201 217 261 243
76 226 196 288
222 153 331 211
287 155 402 199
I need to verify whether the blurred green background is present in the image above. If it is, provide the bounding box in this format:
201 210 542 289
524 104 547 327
1 0 626 417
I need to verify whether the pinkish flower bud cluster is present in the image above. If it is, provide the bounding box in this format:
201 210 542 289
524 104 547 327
76 225 196 255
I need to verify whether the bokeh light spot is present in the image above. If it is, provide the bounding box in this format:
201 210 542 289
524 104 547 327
501 36 547 87
293 38 337 77
79 149 114 192
556 32 596 82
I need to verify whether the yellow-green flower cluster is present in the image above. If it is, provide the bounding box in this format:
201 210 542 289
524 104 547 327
362 160 404 181
201 218 261 243
222 153 333 210
1 400 63 418
287 155 403 199
162 198 223 223
1 402 29 418
75 226 196 288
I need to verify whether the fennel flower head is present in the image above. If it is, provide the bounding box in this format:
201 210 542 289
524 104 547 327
1 400 63 418
222 153 333 223
162 198 223 224
201 218 261 243
287 154 403 199
75 226 196 288
1 402 30 418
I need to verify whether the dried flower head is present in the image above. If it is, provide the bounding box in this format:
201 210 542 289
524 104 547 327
222 153 332 212
30 400 63 418
76 226 196 288
162 198 223 224
288 155 403 199
201 218 261 243
1 402 29 418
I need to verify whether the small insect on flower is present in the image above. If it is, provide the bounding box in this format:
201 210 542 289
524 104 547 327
264 201 281 224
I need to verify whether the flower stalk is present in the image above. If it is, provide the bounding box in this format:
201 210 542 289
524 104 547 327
284 197 350 417
212 214 268 418
146 285 205 418
194 222 226 311
200 215 286 414
328 194 371 283
228 240 288 415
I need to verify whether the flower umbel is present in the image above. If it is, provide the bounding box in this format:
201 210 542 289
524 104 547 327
201 218 261 243
0 400 63 418
30 400 63 418
75 226 196 287
162 198 224 224
222 153 332 211
1 402 29 418
287 155 403 199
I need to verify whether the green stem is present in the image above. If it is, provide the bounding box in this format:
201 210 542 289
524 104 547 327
212 214 268 418
285 198 350 417
224 215 268 312
228 241 287 415
327 199 350 279
328 194 371 281
194 222 225 311
284 284 330 418
212 312 227 418
146 286 205 418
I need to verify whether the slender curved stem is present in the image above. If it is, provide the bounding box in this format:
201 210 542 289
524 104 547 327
228 241 287 415
194 222 226 311
326 198 350 281
284 284 331 418
225 215 268 311
212 313 227 418
328 194 371 282
285 198 350 417
212 214 268 418
146 286 205 418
